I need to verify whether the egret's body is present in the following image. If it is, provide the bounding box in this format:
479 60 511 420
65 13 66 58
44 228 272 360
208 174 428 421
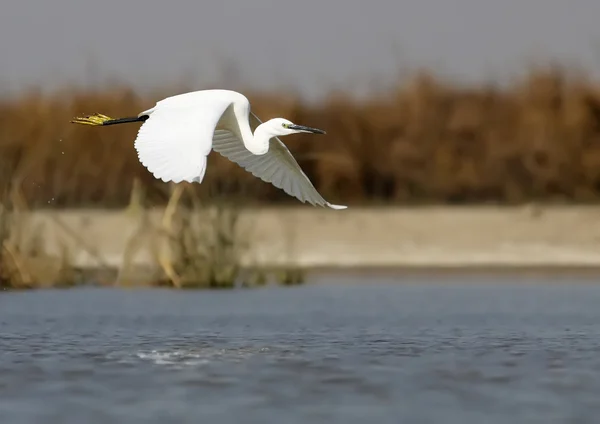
72 89 346 209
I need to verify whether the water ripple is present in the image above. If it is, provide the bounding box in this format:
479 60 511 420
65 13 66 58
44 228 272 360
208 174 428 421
2 282 600 423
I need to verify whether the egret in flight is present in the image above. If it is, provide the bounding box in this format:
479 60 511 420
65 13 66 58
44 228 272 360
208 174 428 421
71 89 346 209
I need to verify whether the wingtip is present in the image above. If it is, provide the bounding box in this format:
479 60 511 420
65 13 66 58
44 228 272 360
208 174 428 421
327 203 348 210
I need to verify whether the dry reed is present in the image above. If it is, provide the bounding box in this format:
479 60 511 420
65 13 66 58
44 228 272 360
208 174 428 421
3 65 600 207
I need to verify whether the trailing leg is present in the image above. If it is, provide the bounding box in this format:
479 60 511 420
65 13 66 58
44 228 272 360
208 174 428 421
71 113 149 126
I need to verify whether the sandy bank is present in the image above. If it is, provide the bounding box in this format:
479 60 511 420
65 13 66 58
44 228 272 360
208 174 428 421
9 205 600 274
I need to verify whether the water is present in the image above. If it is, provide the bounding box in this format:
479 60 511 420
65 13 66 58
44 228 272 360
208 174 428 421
2 275 600 423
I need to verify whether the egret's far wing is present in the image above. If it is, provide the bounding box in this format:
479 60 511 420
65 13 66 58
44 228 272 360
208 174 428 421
211 112 346 209
134 100 230 184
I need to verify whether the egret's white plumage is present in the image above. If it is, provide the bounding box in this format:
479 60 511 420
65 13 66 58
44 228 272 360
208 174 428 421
72 89 346 210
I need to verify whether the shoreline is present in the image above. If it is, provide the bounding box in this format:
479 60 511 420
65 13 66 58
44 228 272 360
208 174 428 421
4 205 600 279
7 265 600 291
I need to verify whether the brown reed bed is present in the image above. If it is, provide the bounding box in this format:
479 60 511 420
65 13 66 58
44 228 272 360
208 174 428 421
3 65 600 208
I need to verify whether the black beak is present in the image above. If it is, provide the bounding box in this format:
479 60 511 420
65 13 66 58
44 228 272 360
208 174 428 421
289 124 326 135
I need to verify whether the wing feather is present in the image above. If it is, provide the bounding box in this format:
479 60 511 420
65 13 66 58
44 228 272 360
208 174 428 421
211 112 347 209
134 99 231 184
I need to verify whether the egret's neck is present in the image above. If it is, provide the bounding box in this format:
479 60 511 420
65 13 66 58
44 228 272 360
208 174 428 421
242 124 272 155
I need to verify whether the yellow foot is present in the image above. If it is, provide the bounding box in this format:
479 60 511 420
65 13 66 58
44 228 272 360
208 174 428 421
70 113 113 126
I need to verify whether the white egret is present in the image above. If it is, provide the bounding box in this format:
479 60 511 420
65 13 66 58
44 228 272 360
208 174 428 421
71 89 347 209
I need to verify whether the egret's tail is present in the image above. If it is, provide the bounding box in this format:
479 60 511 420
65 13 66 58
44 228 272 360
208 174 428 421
71 113 148 126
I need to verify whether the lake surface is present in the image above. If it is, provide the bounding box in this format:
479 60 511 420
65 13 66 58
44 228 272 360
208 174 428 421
2 275 600 423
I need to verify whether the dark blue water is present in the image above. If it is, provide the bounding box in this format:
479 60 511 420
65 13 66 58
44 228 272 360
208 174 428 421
2 276 600 423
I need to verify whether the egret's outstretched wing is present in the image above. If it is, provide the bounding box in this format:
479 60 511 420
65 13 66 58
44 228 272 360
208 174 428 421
212 112 346 209
134 99 231 184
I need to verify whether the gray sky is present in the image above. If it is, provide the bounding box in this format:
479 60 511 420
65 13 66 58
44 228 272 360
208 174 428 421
2 0 600 100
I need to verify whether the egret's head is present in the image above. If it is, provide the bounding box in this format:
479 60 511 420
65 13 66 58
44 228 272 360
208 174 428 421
265 118 326 137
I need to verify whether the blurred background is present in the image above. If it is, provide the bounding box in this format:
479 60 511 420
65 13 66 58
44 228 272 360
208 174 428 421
3 0 600 208
3 0 600 288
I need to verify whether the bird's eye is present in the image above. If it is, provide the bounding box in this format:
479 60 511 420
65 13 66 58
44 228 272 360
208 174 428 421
282 123 288 128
